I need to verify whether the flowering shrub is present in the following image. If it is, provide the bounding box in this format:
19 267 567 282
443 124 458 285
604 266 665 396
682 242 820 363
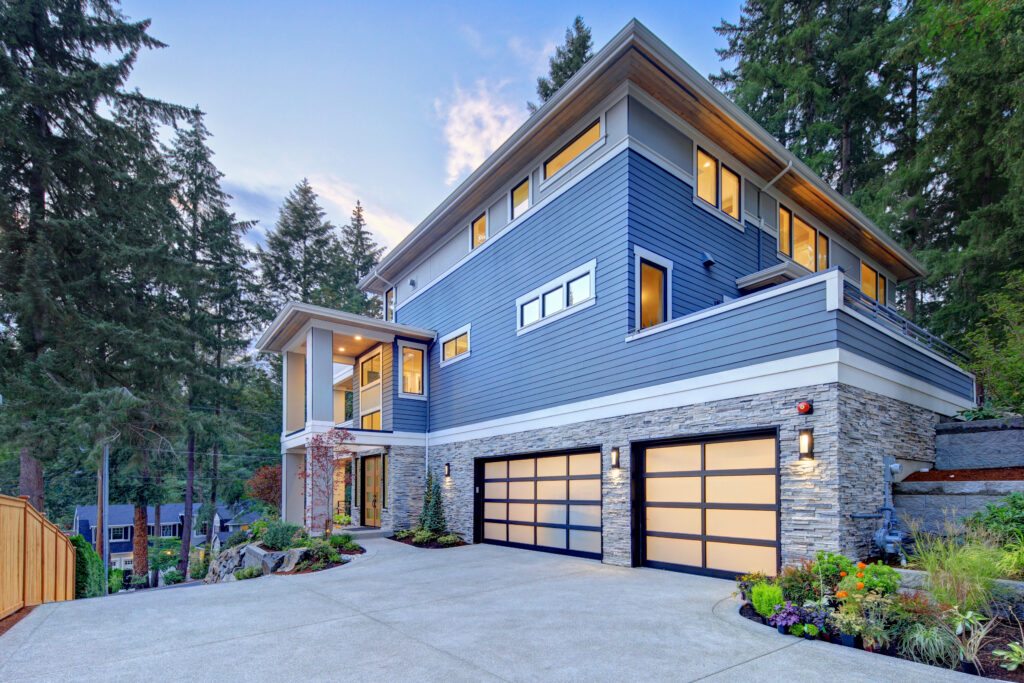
777 561 820 605
837 561 900 597
735 571 771 596
814 550 855 592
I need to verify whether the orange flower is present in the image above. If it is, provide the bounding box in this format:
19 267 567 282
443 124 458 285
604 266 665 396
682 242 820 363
839 571 847 577
836 590 848 598
856 571 864 578
856 582 865 590
857 562 867 570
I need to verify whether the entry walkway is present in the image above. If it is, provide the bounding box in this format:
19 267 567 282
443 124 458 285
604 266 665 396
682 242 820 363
0 538 965 681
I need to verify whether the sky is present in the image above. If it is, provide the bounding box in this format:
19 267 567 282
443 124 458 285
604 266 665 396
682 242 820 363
120 1 743 251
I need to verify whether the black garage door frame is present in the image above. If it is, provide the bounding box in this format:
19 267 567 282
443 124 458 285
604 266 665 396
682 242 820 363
473 445 603 560
630 427 781 579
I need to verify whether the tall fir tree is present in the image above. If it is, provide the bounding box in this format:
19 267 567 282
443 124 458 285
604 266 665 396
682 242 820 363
529 16 593 112
337 201 383 317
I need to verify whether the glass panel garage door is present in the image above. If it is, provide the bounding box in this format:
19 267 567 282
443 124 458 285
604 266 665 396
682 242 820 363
642 435 778 578
481 452 601 559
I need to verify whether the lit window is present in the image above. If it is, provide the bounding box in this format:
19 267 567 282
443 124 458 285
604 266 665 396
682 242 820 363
384 289 394 322
567 274 591 306
361 354 381 386
861 263 886 302
792 217 817 271
721 166 741 220
361 411 381 430
696 149 717 206
401 346 424 395
542 288 563 316
442 332 469 361
544 120 601 179
472 213 487 248
511 179 530 220
817 233 829 272
640 260 667 329
520 298 541 327
779 207 792 256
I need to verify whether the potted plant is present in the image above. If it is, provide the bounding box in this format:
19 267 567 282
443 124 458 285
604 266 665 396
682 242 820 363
804 605 830 641
735 571 769 602
750 582 784 625
943 608 996 676
829 609 864 648
769 602 804 635
802 624 820 641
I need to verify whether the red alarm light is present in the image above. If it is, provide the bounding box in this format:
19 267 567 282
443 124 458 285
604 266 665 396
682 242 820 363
797 401 813 415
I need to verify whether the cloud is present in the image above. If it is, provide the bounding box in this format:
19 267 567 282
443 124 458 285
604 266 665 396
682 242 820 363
508 35 557 76
458 24 494 57
435 80 527 186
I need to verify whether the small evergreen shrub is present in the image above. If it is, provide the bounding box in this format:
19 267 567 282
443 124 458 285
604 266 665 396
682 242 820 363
306 538 342 565
412 529 436 545
437 533 461 547
394 529 415 540
70 535 104 598
327 533 353 549
225 529 249 547
234 566 263 580
418 471 448 535
750 582 784 619
262 520 302 550
163 569 185 585
190 556 208 579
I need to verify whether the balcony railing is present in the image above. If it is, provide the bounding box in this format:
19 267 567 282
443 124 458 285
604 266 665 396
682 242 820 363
842 282 967 364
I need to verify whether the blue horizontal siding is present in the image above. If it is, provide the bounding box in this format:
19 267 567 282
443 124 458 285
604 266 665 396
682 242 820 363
836 312 974 399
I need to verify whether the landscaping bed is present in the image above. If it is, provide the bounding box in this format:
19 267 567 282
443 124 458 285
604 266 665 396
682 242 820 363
904 467 1024 482
389 534 468 549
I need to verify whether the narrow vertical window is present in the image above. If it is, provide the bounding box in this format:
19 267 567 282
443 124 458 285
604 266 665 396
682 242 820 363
401 346 424 395
878 276 887 306
792 216 816 271
721 166 741 220
817 233 829 272
696 149 717 206
511 178 530 220
778 207 792 256
361 354 381 386
472 213 487 248
384 289 394 322
861 263 879 300
640 259 667 329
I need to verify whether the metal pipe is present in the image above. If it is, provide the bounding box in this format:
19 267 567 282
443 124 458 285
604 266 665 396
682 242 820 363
757 160 793 232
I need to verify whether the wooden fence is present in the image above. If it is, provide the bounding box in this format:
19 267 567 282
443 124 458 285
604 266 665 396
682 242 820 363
0 494 76 620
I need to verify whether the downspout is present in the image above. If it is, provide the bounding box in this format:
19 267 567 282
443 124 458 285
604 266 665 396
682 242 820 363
371 267 398 321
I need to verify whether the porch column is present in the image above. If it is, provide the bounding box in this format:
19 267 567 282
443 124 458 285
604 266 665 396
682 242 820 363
305 326 334 426
283 351 305 433
282 450 305 525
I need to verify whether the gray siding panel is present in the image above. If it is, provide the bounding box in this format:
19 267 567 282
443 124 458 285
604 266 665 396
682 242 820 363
627 97 693 174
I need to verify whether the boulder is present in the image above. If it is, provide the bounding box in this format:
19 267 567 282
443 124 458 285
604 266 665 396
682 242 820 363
243 544 267 570
203 544 247 584
203 543 310 582
261 550 290 575
277 547 309 573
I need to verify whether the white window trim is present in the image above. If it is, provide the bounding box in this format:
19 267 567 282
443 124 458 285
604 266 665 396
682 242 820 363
397 340 428 401
467 211 489 251
161 524 176 538
109 526 129 540
634 246 674 332
515 259 598 336
358 346 384 423
439 324 471 368
538 115 607 189
693 146 746 233
508 177 533 224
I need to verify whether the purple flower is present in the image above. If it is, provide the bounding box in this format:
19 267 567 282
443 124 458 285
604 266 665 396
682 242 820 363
768 601 805 627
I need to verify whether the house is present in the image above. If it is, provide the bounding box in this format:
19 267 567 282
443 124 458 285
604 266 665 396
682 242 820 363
254 20 974 578
72 503 243 572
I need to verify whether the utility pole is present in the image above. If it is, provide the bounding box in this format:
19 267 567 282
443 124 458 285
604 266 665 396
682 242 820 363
102 444 109 595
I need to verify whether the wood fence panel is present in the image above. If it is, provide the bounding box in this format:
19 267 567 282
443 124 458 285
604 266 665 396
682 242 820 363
0 494 75 617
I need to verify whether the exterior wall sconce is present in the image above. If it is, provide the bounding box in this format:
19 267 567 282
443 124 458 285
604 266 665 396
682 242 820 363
610 447 620 469
444 462 451 477
798 429 814 460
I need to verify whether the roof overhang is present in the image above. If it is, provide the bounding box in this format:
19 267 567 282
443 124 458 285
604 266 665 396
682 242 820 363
254 301 435 355
361 19 924 291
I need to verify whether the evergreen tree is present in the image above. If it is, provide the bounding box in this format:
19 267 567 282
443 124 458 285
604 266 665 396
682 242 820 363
0 0 189 513
529 16 593 111
336 201 383 317
256 179 342 316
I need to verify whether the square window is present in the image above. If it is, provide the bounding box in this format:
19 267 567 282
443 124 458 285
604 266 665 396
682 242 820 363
361 411 381 430
542 288 563 316
567 274 591 306
511 179 529 220
521 298 541 327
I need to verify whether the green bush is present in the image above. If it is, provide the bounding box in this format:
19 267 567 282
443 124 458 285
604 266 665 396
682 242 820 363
225 529 249 548
418 471 448 535
262 520 302 550
412 529 436 545
394 529 415 540
327 533 353 549
234 566 263 580
814 550 855 592
750 582 784 619
437 533 461 547
777 561 819 605
163 569 185 585
108 568 124 594
837 561 900 597
250 519 268 542
190 555 208 579
305 538 342 565
70 535 104 598
969 492 1024 538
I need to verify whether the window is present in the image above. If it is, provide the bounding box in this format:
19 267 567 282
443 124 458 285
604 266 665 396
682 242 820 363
361 411 381 430
778 204 828 272
640 260 667 329
792 217 816 271
861 262 886 303
511 178 530 220
109 527 127 541
161 524 175 537
515 260 597 334
399 341 426 398
471 213 487 249
384 289 394 322
721 166 741 220
123 558 132 568
361 353 381 386
817 233 829 272
359 347 383 425
440 324 471 367
544 120 601 179
696 149 717 205
778 207 792 256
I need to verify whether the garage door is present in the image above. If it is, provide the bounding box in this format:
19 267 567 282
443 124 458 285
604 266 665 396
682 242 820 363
640 434 779 577
478 451 602 559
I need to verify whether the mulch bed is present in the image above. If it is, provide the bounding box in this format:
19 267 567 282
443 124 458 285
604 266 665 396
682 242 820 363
739 601 1024 680
388 535 468 549
904 467 1024 482
0 606 36 638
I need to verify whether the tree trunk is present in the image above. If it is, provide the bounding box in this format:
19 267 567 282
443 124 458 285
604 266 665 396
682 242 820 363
132 505 149 586
19 447 44 513
177 432 195 573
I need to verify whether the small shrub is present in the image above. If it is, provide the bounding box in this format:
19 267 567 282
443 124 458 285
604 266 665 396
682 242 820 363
412 529 436 546
70 535 104 599
163 569 185 585
394 529 416 540
993 642 1024 671
327 533 353 549
129 574 148 589
969 492 1024 538
263 520 302 551
813 550 854 592
437 533 461 547
750 582 784 619
769 601 804 628
234 566 263 580
250 519 269 542
735 571 770 597
305 538 342 565
190 556 208 579
777 561 820 605
333 513 352 526
108 568 124 594
836 561 900 597
911 522 1001 612
225 529 249 548
899 622 959 668
343 541 362 552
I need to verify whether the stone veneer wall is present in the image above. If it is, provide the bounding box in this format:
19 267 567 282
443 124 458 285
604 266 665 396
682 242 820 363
348 446 426 531
428 383 940 568
835 384 940 558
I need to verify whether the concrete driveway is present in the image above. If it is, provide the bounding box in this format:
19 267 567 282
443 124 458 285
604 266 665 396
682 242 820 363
0 538 965 682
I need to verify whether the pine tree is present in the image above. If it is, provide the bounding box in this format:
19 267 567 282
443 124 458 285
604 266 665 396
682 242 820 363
0 0 189 513
256 180 343 317
336 201 384 317
529 16 593 111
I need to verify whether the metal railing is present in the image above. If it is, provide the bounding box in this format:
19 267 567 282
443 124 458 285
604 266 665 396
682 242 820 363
842 282 968 364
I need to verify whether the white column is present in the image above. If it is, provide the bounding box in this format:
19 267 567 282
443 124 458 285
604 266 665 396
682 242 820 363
305 327 335 426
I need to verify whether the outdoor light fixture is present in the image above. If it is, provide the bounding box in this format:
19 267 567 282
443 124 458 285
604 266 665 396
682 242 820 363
799 429 814 460
797 400 813 415
445 462 451 477
354 335 362 340
610 447 620 469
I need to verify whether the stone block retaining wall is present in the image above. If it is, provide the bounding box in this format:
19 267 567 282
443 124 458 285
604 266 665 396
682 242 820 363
935 417 1024 470
894 479 1024 532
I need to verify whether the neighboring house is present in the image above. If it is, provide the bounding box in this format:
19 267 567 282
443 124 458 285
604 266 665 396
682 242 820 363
72 503 242 572
255 21 975 579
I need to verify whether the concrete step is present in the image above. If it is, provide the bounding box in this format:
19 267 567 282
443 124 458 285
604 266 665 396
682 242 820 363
333 526 392 540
